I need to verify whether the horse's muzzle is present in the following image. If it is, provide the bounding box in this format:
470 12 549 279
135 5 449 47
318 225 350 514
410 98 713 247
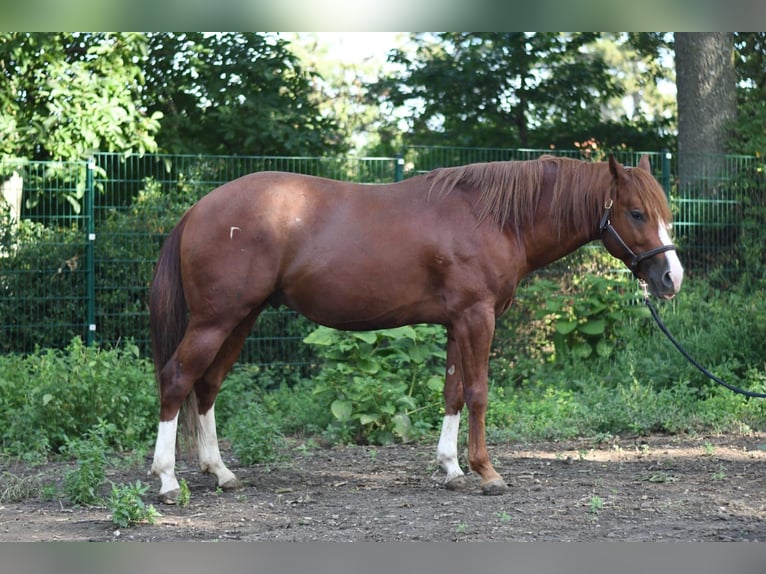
641 253 683 300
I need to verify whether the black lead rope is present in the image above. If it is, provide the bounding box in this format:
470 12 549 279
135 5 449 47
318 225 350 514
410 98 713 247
641 284 766 399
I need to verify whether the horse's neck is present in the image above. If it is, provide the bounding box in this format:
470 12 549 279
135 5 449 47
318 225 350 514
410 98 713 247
520 211 599 272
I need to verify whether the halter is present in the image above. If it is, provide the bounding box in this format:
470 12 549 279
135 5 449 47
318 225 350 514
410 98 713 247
598 199 677 276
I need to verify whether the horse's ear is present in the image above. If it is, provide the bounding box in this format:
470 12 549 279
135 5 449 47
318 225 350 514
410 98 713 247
608 154 626 180
638 155 651 172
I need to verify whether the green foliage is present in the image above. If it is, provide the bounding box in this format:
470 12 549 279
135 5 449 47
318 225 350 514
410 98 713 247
730 162 766 291
527 274 646 361
108 480 161 528
1 275 764 466
62 421 113 506
368 33 670 152
732 33 766 156
0 338 157 460
304 325 447 445
223 401 287 465
487 281 766 441
0 33 161 161
143 33 347 157
1 32 350 162
176 479 191 507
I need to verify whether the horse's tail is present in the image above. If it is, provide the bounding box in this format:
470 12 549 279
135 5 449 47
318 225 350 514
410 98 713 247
149 211 198 452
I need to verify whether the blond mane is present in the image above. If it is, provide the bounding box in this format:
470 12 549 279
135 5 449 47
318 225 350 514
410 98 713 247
426 155 671 233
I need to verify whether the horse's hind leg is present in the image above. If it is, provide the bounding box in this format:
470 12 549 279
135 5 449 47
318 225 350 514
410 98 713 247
194 307 262 492
151 315 252 503
151 324 230 503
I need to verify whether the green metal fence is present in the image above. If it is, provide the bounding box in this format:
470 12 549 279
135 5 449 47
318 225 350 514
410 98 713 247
1 148 762 362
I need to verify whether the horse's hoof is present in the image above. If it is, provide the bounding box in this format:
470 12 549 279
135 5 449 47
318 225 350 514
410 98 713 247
444 475 470 491
481 478 509 496
158 488 180 505
220 478 244 492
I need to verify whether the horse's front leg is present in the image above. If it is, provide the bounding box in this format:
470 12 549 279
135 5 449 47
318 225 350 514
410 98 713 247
453 305 508 495
436 336 468 490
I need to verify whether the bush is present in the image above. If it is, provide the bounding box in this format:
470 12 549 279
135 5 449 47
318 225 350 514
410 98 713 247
485 279 766 441
0 338 157 460
304 324 447 445
223 402 287 465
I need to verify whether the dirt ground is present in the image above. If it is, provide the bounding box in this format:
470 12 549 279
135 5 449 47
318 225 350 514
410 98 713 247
2 433 766 542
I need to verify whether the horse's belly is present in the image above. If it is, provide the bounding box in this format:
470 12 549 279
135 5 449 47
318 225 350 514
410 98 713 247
277 270 443 330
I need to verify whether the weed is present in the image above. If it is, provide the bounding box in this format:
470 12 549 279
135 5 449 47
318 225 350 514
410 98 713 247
295 439 319 456
588 495 604 514
41 483 59 501
224 401 287 465
0 338 157 461
108 480 162 528
644 472 677 484
177 478 191 507
62 422 113 506
496 510 513 522
712 464 728 481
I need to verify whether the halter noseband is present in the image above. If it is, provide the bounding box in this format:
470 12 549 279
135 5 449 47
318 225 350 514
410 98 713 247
598 199 676 276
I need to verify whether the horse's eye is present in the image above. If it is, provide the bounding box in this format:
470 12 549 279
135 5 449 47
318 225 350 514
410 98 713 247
630 210 645 222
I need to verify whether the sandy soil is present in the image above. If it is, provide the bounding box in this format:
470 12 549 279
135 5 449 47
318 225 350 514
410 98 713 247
2 433 765 542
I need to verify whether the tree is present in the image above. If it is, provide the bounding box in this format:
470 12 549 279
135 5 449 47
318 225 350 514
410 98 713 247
674 33 737 195
0 33 161 161
366 32 673 154
142 33 347 157
286 33 406 155
731 32 766 156
597 34 676 129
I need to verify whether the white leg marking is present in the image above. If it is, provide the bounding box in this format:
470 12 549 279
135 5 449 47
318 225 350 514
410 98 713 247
660 221 684 293
198 406 237 487
151 414 180 496
436 413 464 483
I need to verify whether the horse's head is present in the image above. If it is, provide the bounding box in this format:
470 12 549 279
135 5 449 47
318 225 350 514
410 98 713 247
601 155 684 299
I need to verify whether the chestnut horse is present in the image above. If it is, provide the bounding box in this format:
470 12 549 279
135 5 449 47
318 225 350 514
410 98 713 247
149 154 683 502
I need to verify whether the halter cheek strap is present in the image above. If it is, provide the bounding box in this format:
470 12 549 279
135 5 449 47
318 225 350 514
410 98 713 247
599 199 677 275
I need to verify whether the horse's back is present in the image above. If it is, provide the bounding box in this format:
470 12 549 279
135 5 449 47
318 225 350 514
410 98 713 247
178 170 499 329
175 173 424 324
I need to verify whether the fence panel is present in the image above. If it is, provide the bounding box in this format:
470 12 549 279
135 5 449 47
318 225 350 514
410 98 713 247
0 158 91 353
670 152 760 280
1 149 761 362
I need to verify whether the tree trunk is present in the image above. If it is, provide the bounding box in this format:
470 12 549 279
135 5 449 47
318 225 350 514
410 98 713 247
675 33 737 196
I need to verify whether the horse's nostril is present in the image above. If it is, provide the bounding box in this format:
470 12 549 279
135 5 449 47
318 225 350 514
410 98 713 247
663 270 674 288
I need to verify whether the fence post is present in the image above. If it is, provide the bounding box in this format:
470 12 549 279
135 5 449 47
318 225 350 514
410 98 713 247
661 148 671 199
86 158 96 345
395 154 404 182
